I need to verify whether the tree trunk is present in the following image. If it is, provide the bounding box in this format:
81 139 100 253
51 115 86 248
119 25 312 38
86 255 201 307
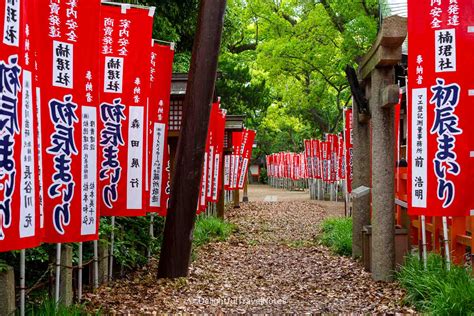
158 0 227 279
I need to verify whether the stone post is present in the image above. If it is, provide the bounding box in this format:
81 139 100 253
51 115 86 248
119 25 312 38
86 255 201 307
60 244 73 305
0 265 16 315
370 68 396 281
98 240 109 285
351 96 372 259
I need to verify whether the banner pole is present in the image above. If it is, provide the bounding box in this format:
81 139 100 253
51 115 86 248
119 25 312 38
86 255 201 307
336 181 339 202
55 243 61 303
20 249 26 316
78 242 83 301
109 216 115 281
148 213 155 260
93 240 99 289
421 215 428 269
442 216 451 271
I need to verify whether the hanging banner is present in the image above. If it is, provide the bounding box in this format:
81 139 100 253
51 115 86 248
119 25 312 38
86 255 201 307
0 0 42 251
408 0 473 216
238 129 256 189
38 0 101 243
211 109 226 203
338 133 345 181
148 42 174 216
312 140 320 179
229 131 242 190
344 108 353 193
99 3 155 217
304 140 313 179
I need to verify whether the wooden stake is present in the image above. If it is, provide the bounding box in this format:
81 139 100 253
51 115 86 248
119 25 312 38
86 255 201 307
158 0 227 278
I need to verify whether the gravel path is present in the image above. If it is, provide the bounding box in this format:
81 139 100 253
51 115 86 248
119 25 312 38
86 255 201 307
86 187 413 314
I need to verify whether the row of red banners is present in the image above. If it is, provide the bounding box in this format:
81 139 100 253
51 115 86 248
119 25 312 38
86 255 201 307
0 0 256 252
266 108 353 191
223 129 256 192
0 1 179 252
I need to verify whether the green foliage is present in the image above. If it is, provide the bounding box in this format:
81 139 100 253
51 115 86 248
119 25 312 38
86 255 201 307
102 216 165 270
319 217 352 256
259 167 268 184
25 300 95 316
220 0 382 157
397 254 474 315
193 216 234 248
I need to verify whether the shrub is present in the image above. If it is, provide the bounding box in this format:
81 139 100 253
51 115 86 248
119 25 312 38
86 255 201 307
193 215 234 248
397 254 474 315
319 217 352 256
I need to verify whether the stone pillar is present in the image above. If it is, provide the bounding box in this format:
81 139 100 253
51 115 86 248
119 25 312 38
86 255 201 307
352 95 372 259
0 265 16 315
98 241 109 285
370 68 396 281
60 244 73 305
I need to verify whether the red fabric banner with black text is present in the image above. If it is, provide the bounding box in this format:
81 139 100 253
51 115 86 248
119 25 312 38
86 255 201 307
148 42 174 216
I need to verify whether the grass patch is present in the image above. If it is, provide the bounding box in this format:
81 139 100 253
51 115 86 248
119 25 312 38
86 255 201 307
319 217 352 256
397 254 474 315
193 215 234 248
25 299 96 316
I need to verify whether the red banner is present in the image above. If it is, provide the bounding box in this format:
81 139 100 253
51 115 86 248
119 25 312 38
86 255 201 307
148 42 174 216
312 140 320 179
228 131 242 191
344 108 353 193
99 4 154 217
408 0 473 216
37 0 101 243
0 0 42 251
211 108 226 202
304 140 313 179
238 129 256 189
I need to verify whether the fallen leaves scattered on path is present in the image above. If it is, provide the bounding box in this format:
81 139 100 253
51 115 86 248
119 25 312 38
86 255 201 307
85 200 414 314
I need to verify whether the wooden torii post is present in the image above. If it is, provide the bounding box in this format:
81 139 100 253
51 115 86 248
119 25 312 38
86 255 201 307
353 15 407 281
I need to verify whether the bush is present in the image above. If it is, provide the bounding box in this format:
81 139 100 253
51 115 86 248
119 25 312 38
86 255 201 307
319 217 352 256
397 254 474 315
193 215 234 248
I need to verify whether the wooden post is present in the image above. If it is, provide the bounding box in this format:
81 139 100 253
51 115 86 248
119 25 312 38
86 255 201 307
233 189 240 208
242 178 249 202
216 154 225 219
158 0 227 278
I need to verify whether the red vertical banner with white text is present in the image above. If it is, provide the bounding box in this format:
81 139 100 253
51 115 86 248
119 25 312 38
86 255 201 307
238 129 256 189
38 0 101 243
312 140 320 179
148 42 174 216
0 0 41 251
344 108 353 193
408 0 473 216
230 131 243 190
99 4 154 217
212 109 226 203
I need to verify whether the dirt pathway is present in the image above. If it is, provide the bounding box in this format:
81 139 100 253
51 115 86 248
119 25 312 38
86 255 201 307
87 186 412 314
